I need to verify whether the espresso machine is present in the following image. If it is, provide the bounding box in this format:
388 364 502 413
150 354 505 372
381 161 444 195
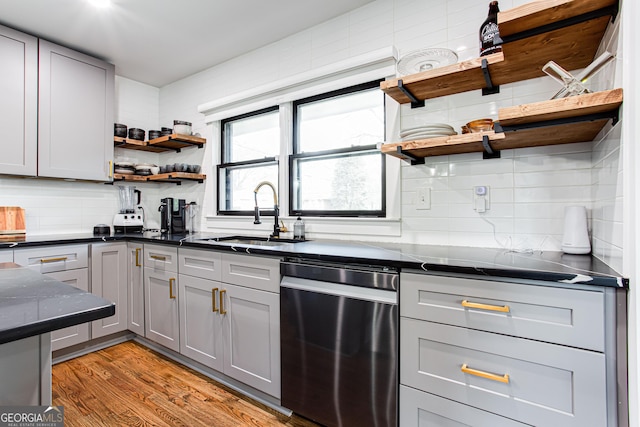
113 186 144 233
159 198 186 234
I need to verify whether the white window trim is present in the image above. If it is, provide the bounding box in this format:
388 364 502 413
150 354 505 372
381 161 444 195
203 46 402 238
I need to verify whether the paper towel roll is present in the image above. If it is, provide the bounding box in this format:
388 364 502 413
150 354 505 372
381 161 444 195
561 205 591 254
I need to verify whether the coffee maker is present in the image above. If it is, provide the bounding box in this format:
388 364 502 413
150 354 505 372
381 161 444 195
159 198 186 234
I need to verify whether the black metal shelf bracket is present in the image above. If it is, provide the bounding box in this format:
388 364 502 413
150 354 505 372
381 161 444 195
482 135 501 159
396 146 425 165
397 79 425 109
481 58 500 96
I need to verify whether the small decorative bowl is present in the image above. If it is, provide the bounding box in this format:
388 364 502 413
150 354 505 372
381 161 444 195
128 128 145 141
148 130 162 140
174 163 188 172
188 164 201 174
466 119 494 133
165 164 175 173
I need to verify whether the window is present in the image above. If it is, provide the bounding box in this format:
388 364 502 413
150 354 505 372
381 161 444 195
290 81 385 217
218 107 279 214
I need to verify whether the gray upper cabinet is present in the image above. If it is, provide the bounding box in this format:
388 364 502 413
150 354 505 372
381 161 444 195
0 24 38 176
38 40 114 181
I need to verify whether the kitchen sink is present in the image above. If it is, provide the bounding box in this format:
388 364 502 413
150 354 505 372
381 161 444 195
199 235 306 246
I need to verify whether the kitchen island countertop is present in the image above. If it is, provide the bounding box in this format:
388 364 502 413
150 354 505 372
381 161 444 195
0 232 628 288
0 262 115 345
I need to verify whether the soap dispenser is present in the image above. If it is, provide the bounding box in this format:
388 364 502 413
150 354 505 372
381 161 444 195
293 216 305 240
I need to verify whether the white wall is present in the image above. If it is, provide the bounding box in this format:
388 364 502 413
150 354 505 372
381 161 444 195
156 0 623 258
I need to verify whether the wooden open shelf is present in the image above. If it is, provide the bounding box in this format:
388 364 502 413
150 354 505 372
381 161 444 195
114 134 206 153
381 89 622 161
381 0 617 104
113 172 205 185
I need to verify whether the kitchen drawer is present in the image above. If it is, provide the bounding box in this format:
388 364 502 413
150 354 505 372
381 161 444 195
401 318 607 427
144 244 178 273
400 385 531 427
400 272 605 352
221 253 280 293
14 244 88 273
178 248 222 281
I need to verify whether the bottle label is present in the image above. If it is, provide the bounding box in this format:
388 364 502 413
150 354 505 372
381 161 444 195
481 23 499 43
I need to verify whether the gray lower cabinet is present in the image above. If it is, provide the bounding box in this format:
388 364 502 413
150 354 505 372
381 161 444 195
127 243 145 336
178 249 281 397
145 268 180 352
46 269 90 351
144 244 180 352
400 385 530 427
399 272 617 427
0 24 37 176
0 250 13 263
91 243 128 339
0 334 52 406
14 244 90 351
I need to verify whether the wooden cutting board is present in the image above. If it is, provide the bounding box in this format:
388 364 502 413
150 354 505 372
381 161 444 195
0 207 26 235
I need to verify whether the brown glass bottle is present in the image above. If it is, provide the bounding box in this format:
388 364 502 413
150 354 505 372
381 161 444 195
479 1 502 57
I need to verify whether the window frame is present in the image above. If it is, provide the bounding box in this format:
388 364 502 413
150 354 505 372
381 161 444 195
289 80 386 218
217 105 279 216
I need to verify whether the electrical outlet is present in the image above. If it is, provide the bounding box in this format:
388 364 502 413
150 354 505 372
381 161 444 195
473 186 490 212
417 187 431 210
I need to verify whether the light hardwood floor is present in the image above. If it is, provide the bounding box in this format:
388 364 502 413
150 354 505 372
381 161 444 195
52 341 320 427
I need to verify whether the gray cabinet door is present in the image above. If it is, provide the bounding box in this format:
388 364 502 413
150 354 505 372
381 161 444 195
37 39 114 181
0 24 37 176
144 268 180 352
47 269 90 351
91 243 128 338
222 283 280 397
401 318 607 427
178 274 224 371
127 243 145 336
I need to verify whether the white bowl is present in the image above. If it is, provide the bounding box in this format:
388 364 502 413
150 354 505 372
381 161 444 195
173 124 191 135
150 166 160 175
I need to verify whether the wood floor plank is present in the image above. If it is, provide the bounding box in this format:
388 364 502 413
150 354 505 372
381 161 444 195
52 341 320 427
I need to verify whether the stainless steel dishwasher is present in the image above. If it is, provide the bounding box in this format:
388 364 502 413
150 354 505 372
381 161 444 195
280 258 398 427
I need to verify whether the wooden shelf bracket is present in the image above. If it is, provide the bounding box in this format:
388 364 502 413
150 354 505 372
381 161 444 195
501 4 619 45
398 79 425 109
495 108 620 133
396 146 425 165
481 58 500 96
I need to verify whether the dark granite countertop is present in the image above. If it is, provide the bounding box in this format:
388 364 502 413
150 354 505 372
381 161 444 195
0 232 628 288
0 262 115 345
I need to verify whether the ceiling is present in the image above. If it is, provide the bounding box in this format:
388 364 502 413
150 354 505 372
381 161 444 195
0 0 373 87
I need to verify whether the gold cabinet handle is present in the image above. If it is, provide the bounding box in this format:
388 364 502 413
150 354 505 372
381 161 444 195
461 300 510 313
108 160 113 178
461 364 510 384
169 278 176 299
150 255 167 261
212 288 219 312
40 256 68 263
219 289 227 315
135 248 141 267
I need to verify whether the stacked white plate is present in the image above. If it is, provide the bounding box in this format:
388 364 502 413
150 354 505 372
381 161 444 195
400 123 457 141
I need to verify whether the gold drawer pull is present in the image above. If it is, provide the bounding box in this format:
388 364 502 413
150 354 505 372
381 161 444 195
212 288 219 312
169 278 176 299
40 256 68 263
461 300 510 313
219 289 227 315
150 255 167 261
461 364 510 384
135 248 141 267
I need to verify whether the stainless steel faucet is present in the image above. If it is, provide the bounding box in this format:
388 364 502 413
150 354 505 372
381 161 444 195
253 181 281 238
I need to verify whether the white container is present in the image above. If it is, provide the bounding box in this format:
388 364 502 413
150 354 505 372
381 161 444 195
561 206 591 254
